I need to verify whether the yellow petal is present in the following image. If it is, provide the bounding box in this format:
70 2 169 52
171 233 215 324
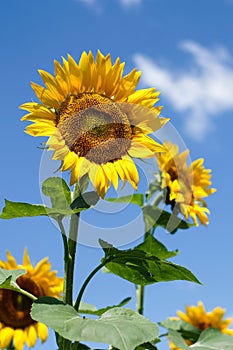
95 166 110 198
70 157 90 186
25 123 56 137
0 327 14 348
102 162 119 190
22 248 31 266
6 250 17 268
133 134 165 153
25 325 37 347
115 156 139 189
13 329 25 350
62 152 79 171
128 141 154 158
36 323 48 343
31 82 60 108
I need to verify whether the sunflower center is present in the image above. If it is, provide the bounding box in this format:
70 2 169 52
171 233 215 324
56 93 132 164
0 275 45 328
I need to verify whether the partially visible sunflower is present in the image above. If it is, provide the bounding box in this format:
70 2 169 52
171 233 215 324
0 249 63 350
156 141 216 225
169 301 233 350
20 50 168 198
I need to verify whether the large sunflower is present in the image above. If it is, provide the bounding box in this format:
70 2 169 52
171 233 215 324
169 301 233 350
0 249 63 350
20 50 168 197
156 141 216 226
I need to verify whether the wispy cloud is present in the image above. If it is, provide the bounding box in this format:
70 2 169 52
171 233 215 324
78 0 142 8
133 42 233 141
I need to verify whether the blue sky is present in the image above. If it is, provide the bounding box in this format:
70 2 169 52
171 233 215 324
1 0 233 349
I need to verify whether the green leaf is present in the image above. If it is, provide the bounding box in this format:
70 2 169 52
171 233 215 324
0 200 49 219
0 268 26 291
0 200 73 219
136 235 179 259
79 174 90 193
190 328 233 349
160 319 201 343
143 206 192 234
168 328 233 350
73 343 90 350
31 300 159 350
100 241 200 285
0 268 36 300
0 177 98 221
78 301 97 313
0 192 98 221
79 297 131 316
168 329 190 349
136 342 160 350
42 177 71 209
70 191 99 210
106 194 144 206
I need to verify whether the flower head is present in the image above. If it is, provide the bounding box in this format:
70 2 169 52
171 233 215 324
156 141 216 226
0 249 63 350
169 301 233 350
21 50 168 197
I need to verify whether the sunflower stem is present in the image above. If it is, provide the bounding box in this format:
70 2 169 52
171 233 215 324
57 219 69 265
64 183 81 305
59 183 80 350
135 193 165 315
136 284 144 315
151 192 164 207
74 262 105 312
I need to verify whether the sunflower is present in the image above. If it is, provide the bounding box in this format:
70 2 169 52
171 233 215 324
169 301 233 350
20 50 168 198
156 141 216 226
0 249 63 350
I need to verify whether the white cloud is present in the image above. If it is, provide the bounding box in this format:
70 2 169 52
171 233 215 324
133 42 233 141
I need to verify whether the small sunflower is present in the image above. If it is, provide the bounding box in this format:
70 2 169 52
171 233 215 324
156 141 216 226
169 301 233 350
0 249 63 350
20 50 168 198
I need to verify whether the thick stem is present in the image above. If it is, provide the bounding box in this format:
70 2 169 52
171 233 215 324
152 192 164 207
135 192 164 315
59 184 81 350
64 184 81 305
57 219 68 299
136 284 144 315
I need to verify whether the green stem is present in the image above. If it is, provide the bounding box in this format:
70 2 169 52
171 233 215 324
57 219 68 298
56 219 69 350
57 219 68 260
136 284 144 315
74 262 105 312
59 183 81 350
151 192 164 207
16 288 37 301
135 193 165 315
72 342 80 350
64 184 81 305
